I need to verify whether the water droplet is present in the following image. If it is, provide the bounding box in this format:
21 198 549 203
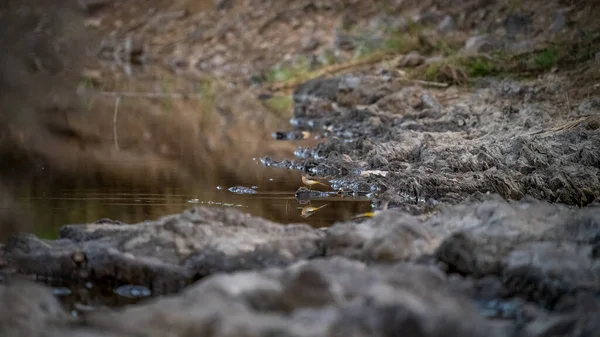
216 186 223 190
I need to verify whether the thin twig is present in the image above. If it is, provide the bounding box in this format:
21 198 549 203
113 95 122 152
404 79 449 88
98 91 200 99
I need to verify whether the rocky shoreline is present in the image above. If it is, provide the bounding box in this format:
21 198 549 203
1 194 599 336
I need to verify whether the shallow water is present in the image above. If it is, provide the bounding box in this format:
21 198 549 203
14 167 371 240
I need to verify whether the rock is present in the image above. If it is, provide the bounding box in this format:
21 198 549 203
338 75 362 91
438 15 456 33
503 13 533 38
301 36 320 52
464 35 505 53
506 39 538 54
0 277 122 337
293 77 341 106
413 10 442 25
398 52 426 68
435 197 600 307
214 0 234 10
549 9 568 34
228 186 258 194
325 210 441 261
503 241 600 308
4 207 324 294
370 14 409 32
77 0 113 13
333 28 355 51
420 93 443 113
85 258 493 337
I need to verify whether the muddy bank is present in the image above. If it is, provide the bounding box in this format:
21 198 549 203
265 74 600 209
2 196 600 336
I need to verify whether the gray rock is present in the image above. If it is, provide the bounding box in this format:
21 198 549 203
464 35 505 53
333 28 355 51
77 0 113 13
4 207 324 294
0 278 123 337
434 197 600 304
438 15 456 33
420 93 443 113
503 13 533 38
85 258 492 337
549 9 568 34
506 39 538 54
321 193 600 310
413 10 442 25
398 51 426 68
301 36 320 52
228 186 258 194
370 15 409 32
339 76 362 91
325 210 441 261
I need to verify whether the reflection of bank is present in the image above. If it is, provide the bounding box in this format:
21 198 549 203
0 180 31 243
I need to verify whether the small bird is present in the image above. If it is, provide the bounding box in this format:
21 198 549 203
301 175 329 190
301 203 329 218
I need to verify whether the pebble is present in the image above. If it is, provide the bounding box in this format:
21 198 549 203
228 186 258 195
438 15 456 33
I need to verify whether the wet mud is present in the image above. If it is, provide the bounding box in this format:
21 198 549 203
266 75 600 211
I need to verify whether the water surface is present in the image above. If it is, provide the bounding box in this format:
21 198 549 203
15 167 371 239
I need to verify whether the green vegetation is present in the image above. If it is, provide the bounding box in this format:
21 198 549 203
262 18 599 91
532 47 560 69
262 95 294 116
266 59 312 83
423 55 502 84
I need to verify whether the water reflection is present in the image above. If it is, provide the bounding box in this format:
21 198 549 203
14 168 371 239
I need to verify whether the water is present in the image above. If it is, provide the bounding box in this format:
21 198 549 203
13 168 372 240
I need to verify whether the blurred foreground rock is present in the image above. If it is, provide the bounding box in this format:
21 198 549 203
2 197 599 336
4 207 324 294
